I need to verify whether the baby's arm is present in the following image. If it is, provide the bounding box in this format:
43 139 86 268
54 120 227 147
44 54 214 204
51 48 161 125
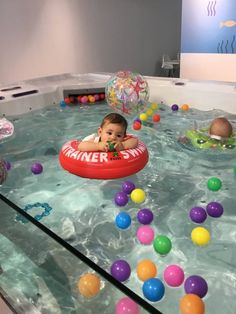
78 141 109 152
115 137 138 151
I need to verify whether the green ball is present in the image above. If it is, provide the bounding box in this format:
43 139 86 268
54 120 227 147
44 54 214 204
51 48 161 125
207 177 222 191
233 166 236 174
153 235 172 255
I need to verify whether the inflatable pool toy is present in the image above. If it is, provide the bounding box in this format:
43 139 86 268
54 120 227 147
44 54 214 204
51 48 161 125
15 202 53 223
185 129 236 150
105 70 149 116
59 136 148 180
0 118 14 140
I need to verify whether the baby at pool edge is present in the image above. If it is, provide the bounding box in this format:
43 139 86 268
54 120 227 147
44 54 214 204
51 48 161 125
77 113 138 152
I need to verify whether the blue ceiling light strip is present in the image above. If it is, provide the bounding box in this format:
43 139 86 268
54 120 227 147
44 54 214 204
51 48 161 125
0 193 163 314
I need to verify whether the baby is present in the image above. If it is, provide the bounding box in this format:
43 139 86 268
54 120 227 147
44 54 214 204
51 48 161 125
78 113 138 152
209 117 233 140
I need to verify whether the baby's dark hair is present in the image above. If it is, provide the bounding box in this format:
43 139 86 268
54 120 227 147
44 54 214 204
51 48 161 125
100 113 128 133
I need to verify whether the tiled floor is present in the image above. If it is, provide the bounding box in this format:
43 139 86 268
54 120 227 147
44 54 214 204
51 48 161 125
0 297 13 314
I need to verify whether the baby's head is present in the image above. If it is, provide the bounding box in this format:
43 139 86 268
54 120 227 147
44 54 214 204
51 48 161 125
98 113 128 142
209 117 233 139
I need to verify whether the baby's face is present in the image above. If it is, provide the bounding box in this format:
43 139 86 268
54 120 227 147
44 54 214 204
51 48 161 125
98 122 125 142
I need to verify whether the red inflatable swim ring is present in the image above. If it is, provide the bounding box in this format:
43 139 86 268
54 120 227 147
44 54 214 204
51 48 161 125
59 136 149 179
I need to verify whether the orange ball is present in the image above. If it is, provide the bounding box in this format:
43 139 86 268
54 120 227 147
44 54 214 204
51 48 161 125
136 259 157 281
180 294 205 314
88 95 95 103
152 114 161 122
181 104 189 111
78 273 101 298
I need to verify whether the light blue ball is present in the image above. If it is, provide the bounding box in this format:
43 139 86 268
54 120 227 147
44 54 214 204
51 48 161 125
115 212 131 229
142 278 165 302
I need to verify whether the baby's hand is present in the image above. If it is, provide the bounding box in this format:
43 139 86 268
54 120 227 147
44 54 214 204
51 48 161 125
98 141 110 152
114 141 125 151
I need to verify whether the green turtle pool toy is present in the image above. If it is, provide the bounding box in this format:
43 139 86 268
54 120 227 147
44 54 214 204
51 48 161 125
185 129 236 151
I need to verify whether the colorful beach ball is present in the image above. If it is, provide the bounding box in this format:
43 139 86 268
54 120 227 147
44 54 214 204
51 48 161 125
105 71 149 116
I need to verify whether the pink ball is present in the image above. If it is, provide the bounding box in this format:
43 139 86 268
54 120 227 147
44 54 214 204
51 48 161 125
136 226 154 245
81 95 88 104
116 297 139 314
163 264 184 287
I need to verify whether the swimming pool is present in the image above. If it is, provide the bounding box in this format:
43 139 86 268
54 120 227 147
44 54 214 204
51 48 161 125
0 74 236 314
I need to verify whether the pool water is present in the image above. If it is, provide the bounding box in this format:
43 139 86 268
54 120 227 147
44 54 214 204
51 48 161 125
1 101 236 314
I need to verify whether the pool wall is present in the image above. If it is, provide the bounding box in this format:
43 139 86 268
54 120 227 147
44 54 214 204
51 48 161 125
0 72 236 116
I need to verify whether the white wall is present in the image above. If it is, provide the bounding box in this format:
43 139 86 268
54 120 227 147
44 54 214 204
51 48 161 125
0 0 182 84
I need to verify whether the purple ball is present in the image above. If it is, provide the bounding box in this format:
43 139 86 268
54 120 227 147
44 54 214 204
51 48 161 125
184 275 208 298
137 208 154 225
171 104 179 111
189 207 207 224
110 260 131 282
4 160 11 171
122 181 136 194
31 162 43 175
206 202 224 218
114 192 129 207
134 118 142 124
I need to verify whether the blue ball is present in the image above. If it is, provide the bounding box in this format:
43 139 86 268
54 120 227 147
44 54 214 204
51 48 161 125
142 278 165 302
115 212 131 229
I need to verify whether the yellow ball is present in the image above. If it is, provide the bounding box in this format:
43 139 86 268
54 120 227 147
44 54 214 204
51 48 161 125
130 188 146 204
191 227 210 246
146 109 153 116
151 103 158 110
139 113 148 121
181 104 189 111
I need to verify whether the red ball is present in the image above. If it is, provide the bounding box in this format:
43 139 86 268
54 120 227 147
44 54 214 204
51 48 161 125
133 121 142 130
152 114 160 122
99 93 105 100
64 97 71 104
77 95 82 102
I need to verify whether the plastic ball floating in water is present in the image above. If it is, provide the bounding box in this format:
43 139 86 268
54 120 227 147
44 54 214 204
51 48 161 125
136 225 155 245
130 188 146 204
153 235 172 255
171 104 179 111
137 208 153 225
122 180 136 194
206 201 224 218
163 264 185 287
136 259 157 282
31 162 43 175
114 191 129 207
116 297 139 314
142 278 165 302
184 275 208 298
189 207 207 224
181 104 190 111
77 273 101 298
180 294 205 314
152 114 161 122
115 211 131 230
110 260 131 282
105 71 149 115
133 121 142 130
207 177 222 191
191 227 210 246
